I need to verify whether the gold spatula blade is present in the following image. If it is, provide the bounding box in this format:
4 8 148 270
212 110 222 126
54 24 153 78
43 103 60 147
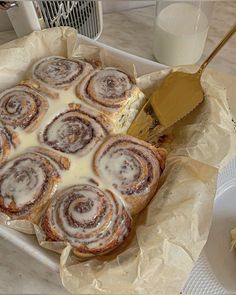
127 71 204 140
128 21 236 141
150 71 204 127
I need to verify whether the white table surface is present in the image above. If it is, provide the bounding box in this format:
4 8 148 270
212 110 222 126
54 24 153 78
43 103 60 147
0 2 235 294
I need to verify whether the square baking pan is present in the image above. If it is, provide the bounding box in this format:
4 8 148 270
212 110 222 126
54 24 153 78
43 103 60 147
1 34 235 295
0 34 167 272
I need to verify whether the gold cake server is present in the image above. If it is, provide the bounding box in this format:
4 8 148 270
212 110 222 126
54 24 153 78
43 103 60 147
128 22 236 142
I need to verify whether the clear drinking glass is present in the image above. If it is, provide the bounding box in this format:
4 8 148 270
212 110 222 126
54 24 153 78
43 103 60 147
153 1 214 66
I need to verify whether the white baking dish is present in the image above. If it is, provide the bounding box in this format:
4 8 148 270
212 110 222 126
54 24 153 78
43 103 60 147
1 34 235 295
0 34 167 272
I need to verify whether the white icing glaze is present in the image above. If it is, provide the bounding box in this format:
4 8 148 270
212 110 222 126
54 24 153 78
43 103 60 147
77 68 136 114
56 151 95 190
12 131 39 157
32 56 93 89
7 86 112 194
0 157 45 207
88 69 132 100
42 108 108 156
0 64 147 222
48 185 130 251
99 151 140 185
0 85 48 130
94 135 161 198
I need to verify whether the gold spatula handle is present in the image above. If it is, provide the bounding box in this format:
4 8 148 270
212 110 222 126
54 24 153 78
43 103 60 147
198 22 236 75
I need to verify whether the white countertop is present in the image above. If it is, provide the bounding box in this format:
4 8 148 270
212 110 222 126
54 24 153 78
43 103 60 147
99 3 236 75
0 238 64 294
0 3 235 294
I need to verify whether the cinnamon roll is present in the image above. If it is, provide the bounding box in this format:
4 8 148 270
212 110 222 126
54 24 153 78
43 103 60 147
31 56 93 91
0 84 48 132
30 146 71 170
76 68 145 133
93 135 166 215
40 104 112 156
0 152 62 223
41 184 132 258
0 125 19 166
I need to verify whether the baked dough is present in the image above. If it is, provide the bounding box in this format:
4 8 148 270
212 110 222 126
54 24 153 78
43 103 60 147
93 134 166 215
76 67 145 133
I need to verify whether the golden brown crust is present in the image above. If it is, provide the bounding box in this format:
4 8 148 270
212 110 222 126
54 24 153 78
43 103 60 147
21 79 60 100
41 212 62 241
155 147 167 171
30 146 71 170
0 125 20 166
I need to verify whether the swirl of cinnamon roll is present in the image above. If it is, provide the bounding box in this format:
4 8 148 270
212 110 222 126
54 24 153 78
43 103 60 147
76 68 137 114
93 135 167 215
0 125 19 166
32 56 93 90
0 152 61 223
41 104 112 156
0 85 48 132
41 184 132 258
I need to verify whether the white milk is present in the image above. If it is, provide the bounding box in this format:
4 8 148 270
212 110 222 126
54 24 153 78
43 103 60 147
153 3 209 66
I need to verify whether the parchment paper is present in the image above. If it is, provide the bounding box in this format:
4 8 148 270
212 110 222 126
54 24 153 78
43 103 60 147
145 67 236 170
0 27 236 295
60 156 217 295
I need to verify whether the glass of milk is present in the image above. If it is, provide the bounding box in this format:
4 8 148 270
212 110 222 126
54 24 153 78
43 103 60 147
153 1 214 66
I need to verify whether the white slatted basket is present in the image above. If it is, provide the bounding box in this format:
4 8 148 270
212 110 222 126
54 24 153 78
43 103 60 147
37 1 103 40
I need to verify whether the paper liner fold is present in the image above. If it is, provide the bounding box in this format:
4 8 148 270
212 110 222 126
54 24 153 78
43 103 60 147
0 27 236 294
59 156 217 295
